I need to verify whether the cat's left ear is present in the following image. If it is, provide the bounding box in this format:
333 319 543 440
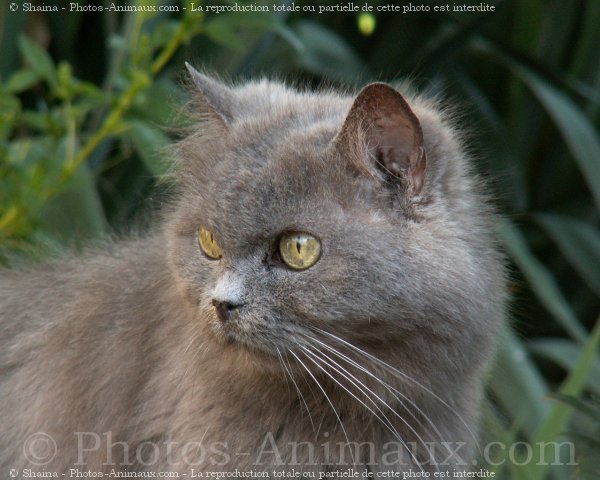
185 63 233 127
333 83 426 196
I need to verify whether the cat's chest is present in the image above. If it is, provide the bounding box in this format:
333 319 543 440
137 343 428 472
154 421 425 474
158 389 415 472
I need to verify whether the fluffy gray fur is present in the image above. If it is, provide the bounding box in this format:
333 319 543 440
0 67 507 476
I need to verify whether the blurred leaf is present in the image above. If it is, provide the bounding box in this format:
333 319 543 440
409 13 495 75
536 214 600 297
20 111 51 132
0 94 20 139
40 138 107 241
490 329 550 438
525 317 600 480
550 394 600 423
129 120 170 176
132 78 183 127
108 34 129 55
204 18 242 51
271 22 304 53
534 0 580 69
517 67 600 211
529 338 600 396
205 12 302 53
292 20 367 84
0 3 26 77
512 0 545 50
18 35 56 88
150 20 180 50
41 169 108 242
450 67 528 212
479 400 517 476
499 220 587 342
5 68 40 93
477 38 600 211
571 1 600 81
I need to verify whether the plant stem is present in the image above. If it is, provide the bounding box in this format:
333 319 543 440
56 17 187 189
151 21 186 75
58 74 147 185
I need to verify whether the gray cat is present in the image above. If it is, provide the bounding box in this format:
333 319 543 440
0 65 507 477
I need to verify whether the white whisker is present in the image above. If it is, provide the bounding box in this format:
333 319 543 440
300 346 427 473
277 346 316 433
312 327 480 451
304 333 446 446
275 346 293 401
288 349 357 467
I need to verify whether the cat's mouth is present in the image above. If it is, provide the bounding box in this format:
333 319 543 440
209 311 308 360
211 317 277 357
221 331 283 362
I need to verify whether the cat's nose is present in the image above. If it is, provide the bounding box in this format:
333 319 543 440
212 299 242 322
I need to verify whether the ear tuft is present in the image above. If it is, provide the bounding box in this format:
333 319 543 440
334 83 427 196
185 63 233 127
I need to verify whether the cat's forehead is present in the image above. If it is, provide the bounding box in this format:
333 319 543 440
201 130 348 241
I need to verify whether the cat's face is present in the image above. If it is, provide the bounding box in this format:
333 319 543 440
166 68 505 370
169 130 399 354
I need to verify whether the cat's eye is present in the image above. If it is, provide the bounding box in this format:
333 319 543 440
279 233 321 270
198 227 223 260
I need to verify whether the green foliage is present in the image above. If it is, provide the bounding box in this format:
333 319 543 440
1 1 599 478
552 394 600 479
0 2 205 247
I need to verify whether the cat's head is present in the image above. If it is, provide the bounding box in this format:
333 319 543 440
165 65 506 375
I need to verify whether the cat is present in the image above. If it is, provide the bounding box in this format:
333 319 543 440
0 64 507 477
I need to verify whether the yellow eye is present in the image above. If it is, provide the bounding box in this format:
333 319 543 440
279 233 321 270
198 227 223 260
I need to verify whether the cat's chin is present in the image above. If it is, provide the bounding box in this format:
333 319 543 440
209 321 278 360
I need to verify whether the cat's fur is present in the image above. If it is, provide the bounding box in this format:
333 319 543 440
0 66 506 476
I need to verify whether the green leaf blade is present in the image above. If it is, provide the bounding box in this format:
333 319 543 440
498 220 587 342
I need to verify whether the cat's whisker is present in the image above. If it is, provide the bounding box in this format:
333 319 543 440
300 345 429 474
303 333 446 446
301 343 439 473
312 327 481 452
182 331 200 356
298 347 387 473
277 346 317 433
283 349 325 437
288 349 357 467
275 346 293 401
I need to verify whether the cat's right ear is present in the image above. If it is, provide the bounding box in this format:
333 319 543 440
185 63 233 129
332 83 427 197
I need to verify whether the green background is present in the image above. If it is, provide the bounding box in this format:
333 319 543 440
1 1 599 477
